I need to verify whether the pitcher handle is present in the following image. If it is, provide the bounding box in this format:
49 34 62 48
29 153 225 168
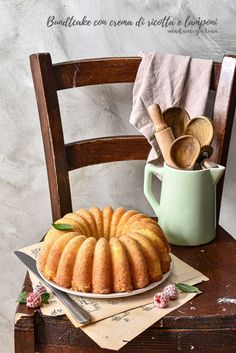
144 163 164 217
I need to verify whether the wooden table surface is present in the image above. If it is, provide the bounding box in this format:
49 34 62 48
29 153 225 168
15 225 236 353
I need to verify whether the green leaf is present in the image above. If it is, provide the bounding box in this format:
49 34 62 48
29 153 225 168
17 291 27 303
175 283 201 294
52 223 73 231
41 292 50 304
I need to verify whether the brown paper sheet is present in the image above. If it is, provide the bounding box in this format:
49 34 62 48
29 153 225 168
19 242 208 350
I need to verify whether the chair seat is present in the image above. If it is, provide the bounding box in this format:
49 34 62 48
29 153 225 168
15 225 236 353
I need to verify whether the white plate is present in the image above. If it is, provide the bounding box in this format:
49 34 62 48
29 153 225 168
38 258 172 299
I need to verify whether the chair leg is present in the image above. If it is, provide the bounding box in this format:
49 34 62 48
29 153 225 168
14 314 35 353
14 272 36 353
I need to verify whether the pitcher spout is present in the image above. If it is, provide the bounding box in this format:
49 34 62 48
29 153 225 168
209 165 225 185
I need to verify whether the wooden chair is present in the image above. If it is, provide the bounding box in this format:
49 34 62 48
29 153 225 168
15 53 236 353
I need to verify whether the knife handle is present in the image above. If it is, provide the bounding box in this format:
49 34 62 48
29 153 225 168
40 277 91 324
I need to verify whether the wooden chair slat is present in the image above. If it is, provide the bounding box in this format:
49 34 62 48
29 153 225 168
66 135 150 170
53 57 141 90
210 62 221 91
53 56 221 91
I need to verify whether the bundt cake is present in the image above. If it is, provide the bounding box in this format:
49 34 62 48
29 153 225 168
38 206 171 294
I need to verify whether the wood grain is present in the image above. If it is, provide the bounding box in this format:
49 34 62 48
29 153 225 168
163 106 190 138
148 104 175 167
66 136 150 170
52 56 221 91
212 55 236 220
30 53 73 221
53 57 140 90
185 116 214 146
170 135 201 169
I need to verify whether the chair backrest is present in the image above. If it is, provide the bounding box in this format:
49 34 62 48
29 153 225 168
30 53 236 222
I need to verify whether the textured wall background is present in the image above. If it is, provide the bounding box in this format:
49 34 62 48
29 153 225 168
1 1 236 351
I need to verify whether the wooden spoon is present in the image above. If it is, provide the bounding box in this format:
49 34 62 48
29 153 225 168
163 107 190 138
185 116 214 146
170 135 201 170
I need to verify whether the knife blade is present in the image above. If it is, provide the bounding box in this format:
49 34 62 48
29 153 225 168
14 250 91 324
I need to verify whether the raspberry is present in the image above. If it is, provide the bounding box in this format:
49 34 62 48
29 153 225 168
153 292 169 308
33 284 47 296
163 284 178 300
26 292 41 308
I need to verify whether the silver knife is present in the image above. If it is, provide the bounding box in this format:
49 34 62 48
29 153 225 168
14 251 91 324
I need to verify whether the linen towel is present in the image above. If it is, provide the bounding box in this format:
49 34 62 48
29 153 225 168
129 52 213 163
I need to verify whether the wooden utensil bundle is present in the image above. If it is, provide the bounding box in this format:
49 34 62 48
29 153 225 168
148 103 217 170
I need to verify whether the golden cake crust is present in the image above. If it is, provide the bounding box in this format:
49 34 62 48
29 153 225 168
89 207 103 238
75 208 97 238
72 237 97 292
55 235 86 287
116 210 138 237
109 237 133 292
92 238 112 293
38 206 171 294
44 232 78 281
110 207 126 237
102 206 113 239
119 236 149 289
129 232 163 282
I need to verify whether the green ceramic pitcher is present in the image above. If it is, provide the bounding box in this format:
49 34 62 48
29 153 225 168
144 163 225 246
